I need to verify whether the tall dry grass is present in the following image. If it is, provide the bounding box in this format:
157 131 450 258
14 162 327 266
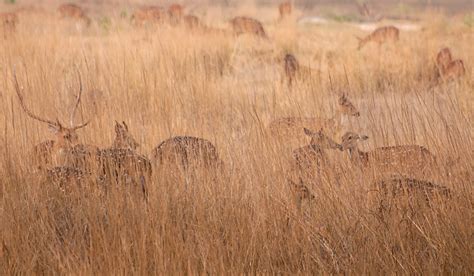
0 9 473 274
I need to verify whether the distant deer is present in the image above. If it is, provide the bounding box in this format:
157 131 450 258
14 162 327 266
150 136 222 173
183 14 201 30
58 3 91 26
0 12 18 37
288 178 315 211
340 132 436 178
168 4 184 25
97 121 152 198
229 16 268 39
433 47 465 84
268 93 360 147
131 6 167 26
13 70 96 173
357 26 399 50
282 53 320 87
279 1 292 20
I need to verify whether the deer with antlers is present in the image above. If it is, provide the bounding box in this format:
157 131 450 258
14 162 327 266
58 3 91 26
340 132 436 179
0 12 18 37
13 70 97 179
434 48 465 83
278 1 292 20
150 136 222 173
268 93 360 148
230 16 268 39
357 26 399 50
97 121 152 198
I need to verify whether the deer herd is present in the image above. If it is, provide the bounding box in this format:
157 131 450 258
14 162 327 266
5 2 466 212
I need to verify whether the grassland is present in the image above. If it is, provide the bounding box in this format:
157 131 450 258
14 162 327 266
0 5 473 274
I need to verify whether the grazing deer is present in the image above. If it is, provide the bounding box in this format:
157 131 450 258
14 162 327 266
230 16 268 39
58 3 91 26
268 93 360 147
0 12 18 37
150 136 221 172
168 4 184 25
357 26 399 50
131 6 167 26
279 1 292 20
371 175 451 221
97 121 152 198
282 53 320 87
13 70 96 173
340 132 436 178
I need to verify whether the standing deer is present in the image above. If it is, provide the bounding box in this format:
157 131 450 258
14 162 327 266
268 93 360 147
279 1 292 20
371 175 451 222
58 3 91 26
340 132 436 178
0 12 18 37
150 136 222 173
183 14 201 30
97 121 152 198
13 70 96 174
229 16 268 39
357 26 399 50
131 6 167 26
282 53 320 87
288 128 341 209
433 47 465 84
168 4 184 25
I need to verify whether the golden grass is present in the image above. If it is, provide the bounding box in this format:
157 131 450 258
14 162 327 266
0 9 473 274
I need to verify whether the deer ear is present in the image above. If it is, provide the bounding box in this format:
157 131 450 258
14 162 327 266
303 128 313 136
115 121 122 134
122 121 128 131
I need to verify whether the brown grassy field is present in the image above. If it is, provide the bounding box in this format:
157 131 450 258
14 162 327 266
0 3 473 274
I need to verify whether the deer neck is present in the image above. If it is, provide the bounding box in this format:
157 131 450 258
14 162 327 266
348 147 368 167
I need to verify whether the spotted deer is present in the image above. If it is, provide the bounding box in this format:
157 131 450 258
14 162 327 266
268 93 360 148
282 53 320 87
150 136 222 173
278 1 292 20
340 132 436 178
168 4 184 25
287 128 341 209
370 175 451 222
357 26 399 50
230 16 268 39
0 12 18 37
58 3 91 26
13 70 97 175
131 6 167 26
97 121 152 198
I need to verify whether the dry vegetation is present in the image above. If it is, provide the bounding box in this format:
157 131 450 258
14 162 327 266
0 3 473 274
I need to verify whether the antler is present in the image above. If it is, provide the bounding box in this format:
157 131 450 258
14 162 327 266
69 68 90 130
13 69 59 127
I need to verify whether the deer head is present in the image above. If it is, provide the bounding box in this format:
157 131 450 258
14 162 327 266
13 69 90 147
304 128 342 150
341 132 369 151
113 121 140 150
